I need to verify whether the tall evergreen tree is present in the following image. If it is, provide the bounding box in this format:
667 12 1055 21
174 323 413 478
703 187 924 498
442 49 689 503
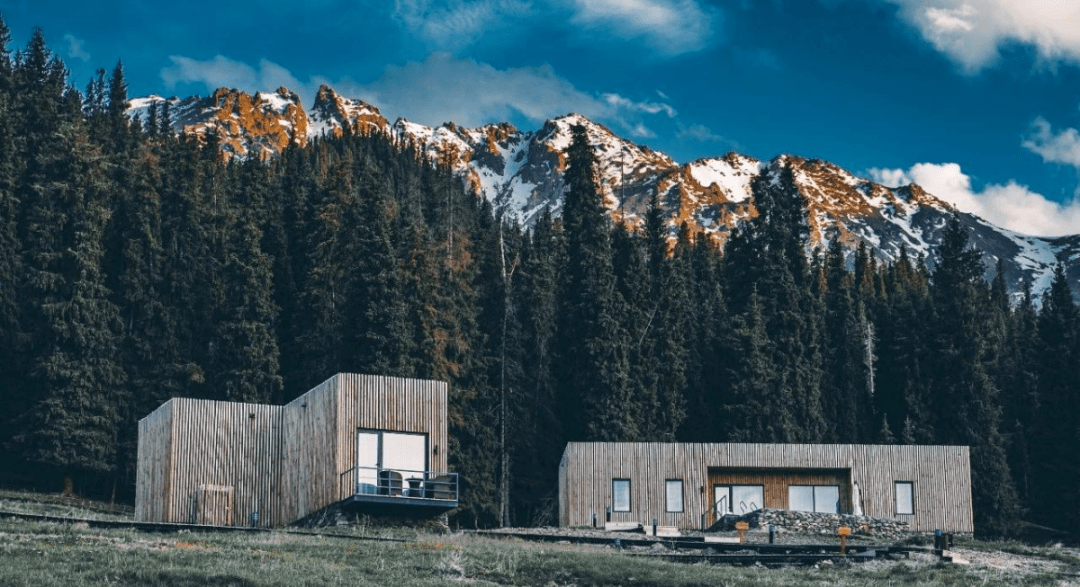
511 208 565 525
929 215 1018 536
556 124 634 441
723 168 825 442
14 89 127 492
1031 263 1080 533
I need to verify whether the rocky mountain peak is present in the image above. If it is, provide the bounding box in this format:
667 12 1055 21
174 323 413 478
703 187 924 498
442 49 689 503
309 84 388 139
126 84 1080 300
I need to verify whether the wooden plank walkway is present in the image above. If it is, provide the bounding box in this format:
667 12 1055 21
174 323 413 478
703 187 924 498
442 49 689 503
473 530 887 555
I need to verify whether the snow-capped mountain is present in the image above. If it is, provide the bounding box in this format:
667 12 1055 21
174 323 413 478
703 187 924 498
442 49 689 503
127 85 1080 300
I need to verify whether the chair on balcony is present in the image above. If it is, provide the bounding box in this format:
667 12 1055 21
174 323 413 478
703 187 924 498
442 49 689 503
424 475 455 500
377 470 403 496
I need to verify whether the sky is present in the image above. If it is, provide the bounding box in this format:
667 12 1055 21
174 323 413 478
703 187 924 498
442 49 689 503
2 0 1080 236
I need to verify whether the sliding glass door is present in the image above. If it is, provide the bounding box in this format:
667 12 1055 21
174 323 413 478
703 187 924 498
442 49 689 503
356 430 428 494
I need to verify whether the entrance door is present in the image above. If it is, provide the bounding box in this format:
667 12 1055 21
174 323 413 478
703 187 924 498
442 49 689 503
713 485 732 517
356 431 380 493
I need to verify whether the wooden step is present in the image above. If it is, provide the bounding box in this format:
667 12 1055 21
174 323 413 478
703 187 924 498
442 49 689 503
604 521 642 532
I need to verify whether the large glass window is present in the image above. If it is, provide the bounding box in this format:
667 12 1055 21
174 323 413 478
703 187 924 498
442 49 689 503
666 480 684 512
895 481 914 515
788 485 840 513
731 485 764 513
814 486 839 513
789 485 815 512
356 430 428 495
613 479 631 512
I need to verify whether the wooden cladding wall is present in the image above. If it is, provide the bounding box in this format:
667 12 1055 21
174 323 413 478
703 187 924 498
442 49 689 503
135 401 173 523
279 377 337 524
558 443 973 533
136 373 449 527
145 398 283 527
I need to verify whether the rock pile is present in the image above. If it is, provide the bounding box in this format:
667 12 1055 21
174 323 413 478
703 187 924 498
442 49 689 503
717 508 911 540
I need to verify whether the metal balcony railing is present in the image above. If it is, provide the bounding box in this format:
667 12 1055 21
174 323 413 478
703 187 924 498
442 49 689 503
339 465 459 503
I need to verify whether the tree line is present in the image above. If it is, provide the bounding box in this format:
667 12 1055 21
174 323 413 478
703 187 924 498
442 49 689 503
0 23 1076 537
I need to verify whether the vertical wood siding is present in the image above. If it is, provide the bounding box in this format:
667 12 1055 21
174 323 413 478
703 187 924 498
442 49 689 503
145 398 282 527
135 400 173 522
136 373 448 527
559 443 973 533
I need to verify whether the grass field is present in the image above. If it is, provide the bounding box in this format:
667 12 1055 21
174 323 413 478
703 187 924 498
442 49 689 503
0 491 1077 586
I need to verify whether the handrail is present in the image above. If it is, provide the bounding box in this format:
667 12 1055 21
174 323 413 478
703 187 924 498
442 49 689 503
338 465 459 503
701 495 728 531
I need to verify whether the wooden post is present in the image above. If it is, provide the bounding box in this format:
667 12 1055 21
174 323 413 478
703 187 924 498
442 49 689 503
838 526 851 555
735 521 749 544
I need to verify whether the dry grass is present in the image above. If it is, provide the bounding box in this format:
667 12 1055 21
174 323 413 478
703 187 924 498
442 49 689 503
0 489 1076 586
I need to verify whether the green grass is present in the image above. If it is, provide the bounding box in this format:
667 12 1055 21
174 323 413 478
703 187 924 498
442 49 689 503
0 490 1075 586
0 488 134 522
0 520 1074 587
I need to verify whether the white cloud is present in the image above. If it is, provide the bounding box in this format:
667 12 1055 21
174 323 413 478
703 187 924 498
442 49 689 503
566 0 717 55
868 162 1080 237
602 93 677 117
161 55 323 102
390 0 717 56
63 34 89 62
351 53 678 138
393 0 532 49
1022 117 1080 168
158 52 678 139
674 123 741 149
881 0 1080 72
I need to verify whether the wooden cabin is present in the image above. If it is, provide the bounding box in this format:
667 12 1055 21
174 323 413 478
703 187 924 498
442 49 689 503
135 373 457 527
558 442 973 533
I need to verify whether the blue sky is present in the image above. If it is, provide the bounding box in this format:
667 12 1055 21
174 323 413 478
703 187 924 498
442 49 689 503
3 0 1080 235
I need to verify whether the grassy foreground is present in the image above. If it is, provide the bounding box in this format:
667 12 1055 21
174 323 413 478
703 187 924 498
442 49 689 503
0 492 1077 586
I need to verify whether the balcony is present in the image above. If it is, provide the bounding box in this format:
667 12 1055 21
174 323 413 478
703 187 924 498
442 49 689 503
338 466 459 516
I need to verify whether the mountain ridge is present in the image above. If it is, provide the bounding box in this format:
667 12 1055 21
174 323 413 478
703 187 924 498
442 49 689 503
126 85 1080 301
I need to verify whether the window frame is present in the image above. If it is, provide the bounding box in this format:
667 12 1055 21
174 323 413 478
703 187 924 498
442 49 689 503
612 479 631 512
665 479 684 513
895 481 914 515
787 484 815 512
787 484 840 513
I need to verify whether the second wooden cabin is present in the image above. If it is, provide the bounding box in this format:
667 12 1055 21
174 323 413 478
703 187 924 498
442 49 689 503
558 442 973 533
136 373 456 527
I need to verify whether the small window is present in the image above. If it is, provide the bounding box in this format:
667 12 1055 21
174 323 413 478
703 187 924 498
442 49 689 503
612 479 631 512
895 481 914 515
666 479 684 512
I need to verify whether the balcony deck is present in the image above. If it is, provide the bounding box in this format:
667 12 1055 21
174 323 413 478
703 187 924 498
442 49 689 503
338 466 458 516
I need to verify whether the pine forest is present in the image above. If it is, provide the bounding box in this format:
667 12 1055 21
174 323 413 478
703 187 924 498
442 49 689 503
0 24 1077 539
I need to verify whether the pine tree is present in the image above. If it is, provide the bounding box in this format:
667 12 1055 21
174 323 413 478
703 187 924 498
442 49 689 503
556 124 634 441
15 88 127 492
293 152 356 389
722 168 825 442
0 13 24 452
208 164 282 404
998 281 1039 509
929 215 1018 536
1031 263 1080 532
679 233 728 441
822 238 874 443
876 246 933 443
722 288 785 441
511 208 564 525
345 160 414 377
